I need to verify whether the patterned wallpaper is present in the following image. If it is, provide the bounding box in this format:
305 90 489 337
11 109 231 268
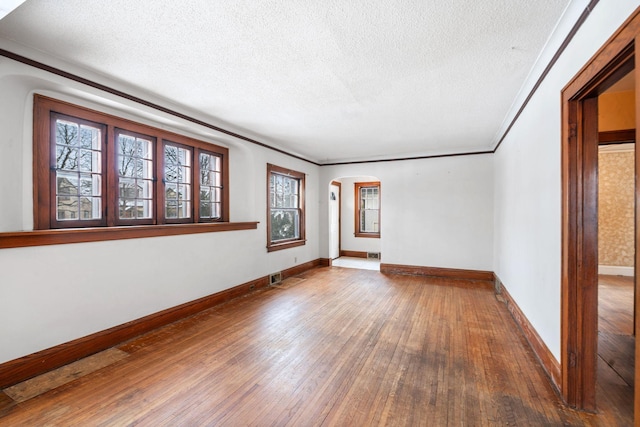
598 150 634 267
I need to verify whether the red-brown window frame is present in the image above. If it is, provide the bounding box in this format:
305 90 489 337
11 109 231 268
48 111 108 229
34 94 230 230
266 163 306 252
161 139 194 225
354 181 380 238
113 128 158 226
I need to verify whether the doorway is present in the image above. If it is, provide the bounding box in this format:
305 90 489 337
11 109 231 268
327 176 381 271
596 70 635 420
561 11 639 422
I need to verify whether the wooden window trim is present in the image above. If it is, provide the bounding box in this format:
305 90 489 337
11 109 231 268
49 111 108 228
33 95 230 233
266 164 306 252
196 149 225 223
354 181 380 238
113 128 157 226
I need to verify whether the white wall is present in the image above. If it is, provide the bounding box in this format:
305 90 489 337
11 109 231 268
334 176 381 254
320 155 494 271
0 57 320 364
493 1 640 362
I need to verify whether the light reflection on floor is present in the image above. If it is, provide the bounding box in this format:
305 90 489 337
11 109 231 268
331 256 380 271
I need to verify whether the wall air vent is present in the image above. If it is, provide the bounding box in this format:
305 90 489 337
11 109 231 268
367 252 381 260
269 272 282 285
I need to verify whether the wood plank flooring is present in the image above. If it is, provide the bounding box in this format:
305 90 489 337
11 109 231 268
597 274 635 425
0 267 629 425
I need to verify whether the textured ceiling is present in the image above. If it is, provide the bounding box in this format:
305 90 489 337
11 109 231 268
0 0 571 163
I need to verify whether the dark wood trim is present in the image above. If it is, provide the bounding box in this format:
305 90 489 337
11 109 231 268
380 263 494 284
0 221 259 249
635 35 640 423
493 0 600 152
0 49 319 166
561 7 640 412
339 250 368 258
598 128 635 144
281 258 328 279
266 164 306 252
0 258 327 389
354 181 381 238
267 239 306 253
317 258 331 267
322 150 493 166
497 276 561 394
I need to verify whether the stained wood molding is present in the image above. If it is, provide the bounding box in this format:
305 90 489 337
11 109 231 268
497 276 561 393
339 250 368 258
0 258 326 389
0 222 259 249
598 129 635 144
281 259 328 279
380 263 494 284
317 258 331 267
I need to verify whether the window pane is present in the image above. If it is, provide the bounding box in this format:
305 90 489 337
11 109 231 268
270 209 300 241
166 200 178 218
57 196 79 220
82 197 101 219
56 146 78 170
118 132 154 220
56 120 79 147
165 183 178 200
361 209 379 233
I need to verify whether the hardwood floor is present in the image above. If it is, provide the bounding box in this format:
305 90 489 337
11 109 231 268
598 274 635 425
0 267 629 425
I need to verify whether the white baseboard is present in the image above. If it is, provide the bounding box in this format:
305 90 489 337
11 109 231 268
598 265 634 276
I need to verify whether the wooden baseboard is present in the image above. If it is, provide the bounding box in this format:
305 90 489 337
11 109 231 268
339 250 368 258
380 263 494 283
281 258 328 279
497 276 561 392
0 258 325 389
318 258 331 267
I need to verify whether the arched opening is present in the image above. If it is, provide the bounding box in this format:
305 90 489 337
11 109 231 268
327 175 381 271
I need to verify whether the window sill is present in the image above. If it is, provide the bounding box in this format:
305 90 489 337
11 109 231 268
267 239 306 252
0 222 259 249
354 233 380 239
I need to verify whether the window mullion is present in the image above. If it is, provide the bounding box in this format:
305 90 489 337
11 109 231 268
156 137 165 224
106 124 116 227
194 150 201 223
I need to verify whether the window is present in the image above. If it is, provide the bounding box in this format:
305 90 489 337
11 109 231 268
34 95 229 230
52 113 106 227
116 129 155 224
267 164 305 251
354 182 380 238
163 142 192 222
